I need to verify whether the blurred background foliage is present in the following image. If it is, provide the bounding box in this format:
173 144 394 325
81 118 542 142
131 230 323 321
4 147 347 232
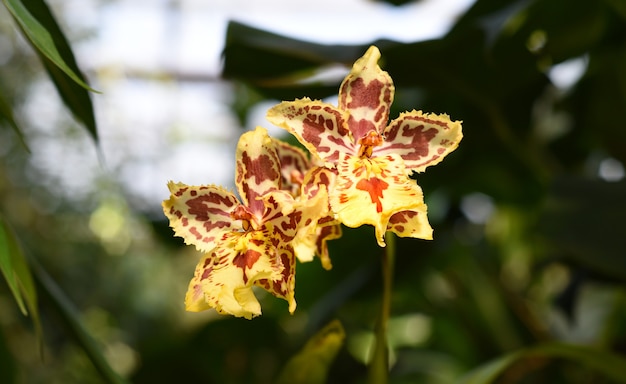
1 0 626 383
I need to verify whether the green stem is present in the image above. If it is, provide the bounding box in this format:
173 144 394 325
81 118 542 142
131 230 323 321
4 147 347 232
368 231 396 384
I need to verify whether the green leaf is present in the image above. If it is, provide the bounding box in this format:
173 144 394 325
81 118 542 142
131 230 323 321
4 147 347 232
223 21 378 100
3 0 99 143
275 319 345 384
0 214 42 348
458 342 626 384
3 0 94 91
0 89 29 151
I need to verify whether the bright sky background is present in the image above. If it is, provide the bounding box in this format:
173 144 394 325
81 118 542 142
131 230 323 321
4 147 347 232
25 0 478 213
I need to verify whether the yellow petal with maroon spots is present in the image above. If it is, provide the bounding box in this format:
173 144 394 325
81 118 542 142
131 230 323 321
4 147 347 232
290 183 331 264
271 137 310 196
294 219 342 270
185 230 284 319
293 166 341 268
387 205 433 240
162 181 240 253
266 98 354 164
375 110 463 173
330 153 424 247
256 244 297 313
338 46 394 141
235 127 282 221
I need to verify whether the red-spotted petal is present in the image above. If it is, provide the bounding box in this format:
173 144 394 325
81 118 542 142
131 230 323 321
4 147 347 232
266 98 354 164
387 206 433 240
292 166 340 268
185 229 284 319
330 153 425 246
162 182 240 253
235 127 282 221
339 46 394 141
256 244 297 314
375 110 463 173
294 219 342 270
271 137 310 196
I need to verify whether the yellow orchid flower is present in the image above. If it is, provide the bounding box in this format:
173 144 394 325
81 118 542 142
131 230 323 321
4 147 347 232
267 46 462 246
272 138 342 270
162 127 319 319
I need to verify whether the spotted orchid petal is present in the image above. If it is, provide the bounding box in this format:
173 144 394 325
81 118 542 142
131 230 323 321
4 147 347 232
271 139 342 266
297 166 341 268
185 228 284 319
375 110 463 173
387 206 433 240
271 137 310 196
338 46 394 141
294 218 342 270
162 182 240 253
266 98 354 164
235 127 283 221
290 180 331 265
330 153 425 246
256 244 297 313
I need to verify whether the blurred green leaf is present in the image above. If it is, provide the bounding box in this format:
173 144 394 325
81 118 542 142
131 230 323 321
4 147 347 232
223 21 381 101
0 214 43 353
3 0 99 142
458 342 626 384
276 319 345 384
0 92 29 151
31 258 130 384
0 330 17 383
538 178 626 282
0 214 28 315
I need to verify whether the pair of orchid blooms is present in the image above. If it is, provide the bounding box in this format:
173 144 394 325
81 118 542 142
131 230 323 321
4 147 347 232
163 46 463 319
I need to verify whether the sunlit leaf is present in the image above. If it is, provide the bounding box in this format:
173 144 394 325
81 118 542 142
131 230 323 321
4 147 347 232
276 319 345 384
458 342 626 384
3 0 99 142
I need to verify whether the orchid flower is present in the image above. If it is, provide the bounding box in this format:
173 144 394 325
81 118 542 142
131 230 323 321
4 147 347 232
272 138 342 270
162 127 321 319
267 46 463 246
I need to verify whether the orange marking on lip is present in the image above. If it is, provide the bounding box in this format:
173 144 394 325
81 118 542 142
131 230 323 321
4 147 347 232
356 177 389 213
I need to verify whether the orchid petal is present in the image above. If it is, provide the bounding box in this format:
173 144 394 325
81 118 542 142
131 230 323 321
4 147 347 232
163 182 240 253
375 110 463 173
292 166 340 268
294 219 342 270
387 206 433 240
339 46 394 141
267 98 354 164
290 184 331 264
330 153 425 246
271 137 310 196
185 230 283 319
235 127 282 220
256 244 297 313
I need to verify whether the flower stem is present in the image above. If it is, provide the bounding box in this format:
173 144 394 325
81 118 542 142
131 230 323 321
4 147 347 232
368 231 396 384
